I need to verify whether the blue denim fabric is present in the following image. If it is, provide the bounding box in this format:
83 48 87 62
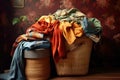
0 40 50 80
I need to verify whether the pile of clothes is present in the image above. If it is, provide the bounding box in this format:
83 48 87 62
1 8 102 80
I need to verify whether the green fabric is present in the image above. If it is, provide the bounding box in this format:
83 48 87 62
53 8 85 23
86 18 102 34
53 8 102 43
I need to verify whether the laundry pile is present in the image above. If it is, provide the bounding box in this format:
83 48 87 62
1 8 102 80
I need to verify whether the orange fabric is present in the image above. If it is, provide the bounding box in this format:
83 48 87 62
11 15 66 62
59 21 84 44
27 16 66 62
26 15 54 34
51 22 66 62
11 15 83 62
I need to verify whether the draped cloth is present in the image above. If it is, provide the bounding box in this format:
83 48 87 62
11 8 102 62
11 15 66 62
25 15 84 62
26 15 66 62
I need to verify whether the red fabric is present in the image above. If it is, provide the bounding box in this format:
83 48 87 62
27 20 66 61
28 20 66 62
11 19 66 62
51 22 66 62
26 19 53 34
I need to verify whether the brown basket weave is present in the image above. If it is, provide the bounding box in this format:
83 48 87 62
55 36 93 76
24 49 51 80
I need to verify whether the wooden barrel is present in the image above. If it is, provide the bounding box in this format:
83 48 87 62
24 48 51 80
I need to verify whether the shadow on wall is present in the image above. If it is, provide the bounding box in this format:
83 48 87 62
0 0 15 73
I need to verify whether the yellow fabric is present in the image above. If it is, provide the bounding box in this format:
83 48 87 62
37 15 84 45
36 15 84 45
59 21 84 44
38 15 55 23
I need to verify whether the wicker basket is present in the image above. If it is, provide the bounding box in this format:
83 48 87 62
24 48 51 80
55 36 93 76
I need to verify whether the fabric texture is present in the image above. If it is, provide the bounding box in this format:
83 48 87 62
11 8 102 63
59 21 83 44
8 40 50 80
6 8 102 80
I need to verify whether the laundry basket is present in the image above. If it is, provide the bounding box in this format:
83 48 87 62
24 48 51 80
55 36 93 76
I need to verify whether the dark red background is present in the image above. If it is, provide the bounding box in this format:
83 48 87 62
0 0 120 72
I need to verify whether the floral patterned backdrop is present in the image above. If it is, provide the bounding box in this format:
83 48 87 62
13 0 120 43
0 0 120 71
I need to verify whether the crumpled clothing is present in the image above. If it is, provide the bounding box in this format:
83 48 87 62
81 17 102 43
8 40 50 80
11 15 66 62
59 21 83 44
53 8 102 43
53 8 85 23
27 16 66 62
11 8 102 63
26 15 55 34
